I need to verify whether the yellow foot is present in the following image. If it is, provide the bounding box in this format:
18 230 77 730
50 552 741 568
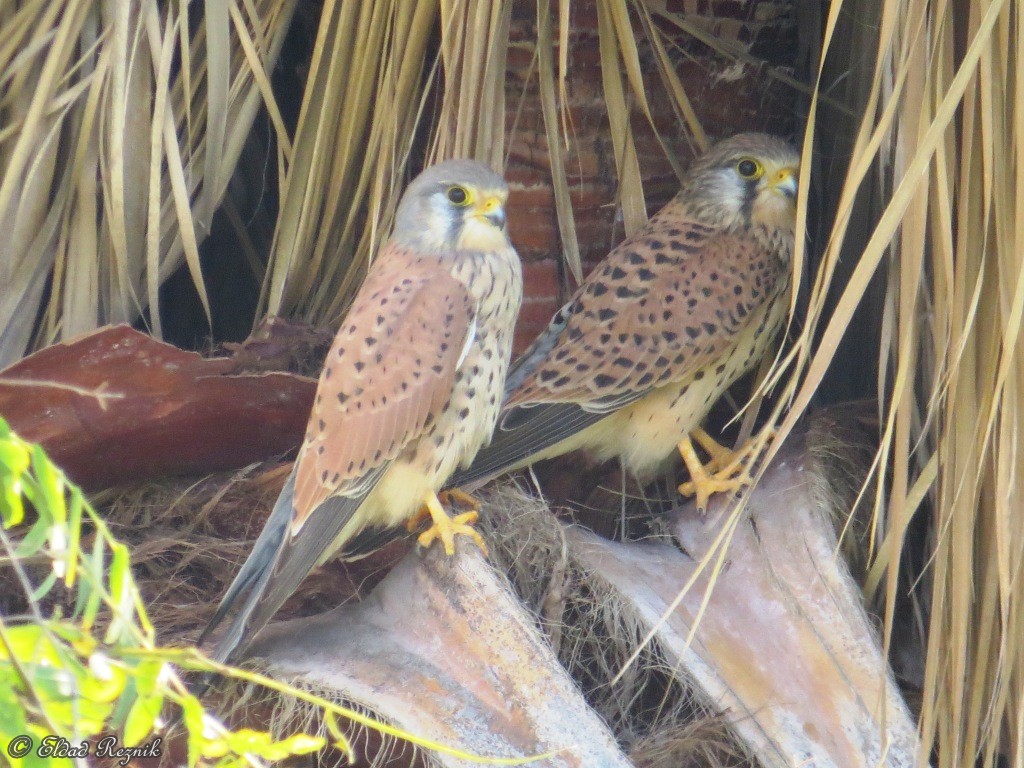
406 488 481 532
439 487 481 512
416 492 488 556
677 428 772 513
689 427 736 469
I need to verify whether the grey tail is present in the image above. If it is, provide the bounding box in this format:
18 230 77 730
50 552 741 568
196 466 368 670
196 468 297 665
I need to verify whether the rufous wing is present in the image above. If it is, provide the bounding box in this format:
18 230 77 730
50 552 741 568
291 248 476 530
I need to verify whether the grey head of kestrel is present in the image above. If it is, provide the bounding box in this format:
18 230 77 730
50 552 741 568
448 133 799 510
198 159 523 667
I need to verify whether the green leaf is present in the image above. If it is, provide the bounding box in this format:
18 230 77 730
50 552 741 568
2 625 51 663
106 676 136 732
267 732 326 757
64 490 83 588
0 435 29 473
104 543 133 644
24 726 61 768
180 693 208 767
0 676 31 759
108 543 129 608
0 474 25 528
30 570 59 603
79 653 128 704
0 436 31 528
49 622 86 647
123 690 164 747
116 659 164 745
14 517 50 557
215 729 326 762
78 536 105 631
323 711 354 760
31 445 66 526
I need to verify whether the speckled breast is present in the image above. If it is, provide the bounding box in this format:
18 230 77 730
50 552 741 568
402 248 523 484
592 277 790 480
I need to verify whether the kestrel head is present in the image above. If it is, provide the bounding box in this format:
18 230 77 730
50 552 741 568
682 133 800 234
392 159 510 253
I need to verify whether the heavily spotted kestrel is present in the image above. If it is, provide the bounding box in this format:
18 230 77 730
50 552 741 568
200 160 522 664
449 133 799 508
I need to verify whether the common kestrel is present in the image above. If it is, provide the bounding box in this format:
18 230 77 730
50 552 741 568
199 160 522 664
448 133 799 509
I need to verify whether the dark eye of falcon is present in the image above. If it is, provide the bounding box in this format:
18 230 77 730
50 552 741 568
736 158 762 180
447 185 470 206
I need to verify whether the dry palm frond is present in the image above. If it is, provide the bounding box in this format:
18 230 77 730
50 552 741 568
596 1 648 236
752 1 1023 766
263 0 518 327
14 0 1022 763
261 0 439 326
0 0 295 365
427 0 511 169
536 0 583 282
477 482 749 768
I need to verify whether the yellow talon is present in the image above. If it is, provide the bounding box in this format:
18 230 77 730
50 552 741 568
689 426 737 468
416 492 488 556
407 488 481 532
440 487 481 511
677 429 773 513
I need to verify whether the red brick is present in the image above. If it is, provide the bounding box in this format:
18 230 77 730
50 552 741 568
567 2 600 30
569 183 613 209
513 313 564 352
508 210 558 254
517 297 562 326
513 330 544 355
576 228 618 258
521 259 562 299
506 43 536 71
509 183 556 210
503 162 550 187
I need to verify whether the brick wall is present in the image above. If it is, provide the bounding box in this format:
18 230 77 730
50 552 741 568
503 0 797 352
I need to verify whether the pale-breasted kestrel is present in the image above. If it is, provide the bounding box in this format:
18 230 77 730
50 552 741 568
449 134 799 509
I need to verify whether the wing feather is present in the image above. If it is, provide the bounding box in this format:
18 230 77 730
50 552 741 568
451 209 785 488
447 402 606 488
291 249 476 528
506 224 781 407
199 247 476 665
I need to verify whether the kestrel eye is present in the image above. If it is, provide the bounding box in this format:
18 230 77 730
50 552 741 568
736 158 762 180
447 186 470 205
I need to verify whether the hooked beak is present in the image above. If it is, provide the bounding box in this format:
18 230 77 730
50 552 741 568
475 196 507 230
770 166 798 200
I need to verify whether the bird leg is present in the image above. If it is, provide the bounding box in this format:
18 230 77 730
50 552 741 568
439 487 482 511
416 491 488 556
677 428 773 513
688 427 738 471
406 488 481 532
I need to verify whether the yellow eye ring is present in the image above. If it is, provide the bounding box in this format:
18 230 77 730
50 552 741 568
446 185 471 206
736 158 763 180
